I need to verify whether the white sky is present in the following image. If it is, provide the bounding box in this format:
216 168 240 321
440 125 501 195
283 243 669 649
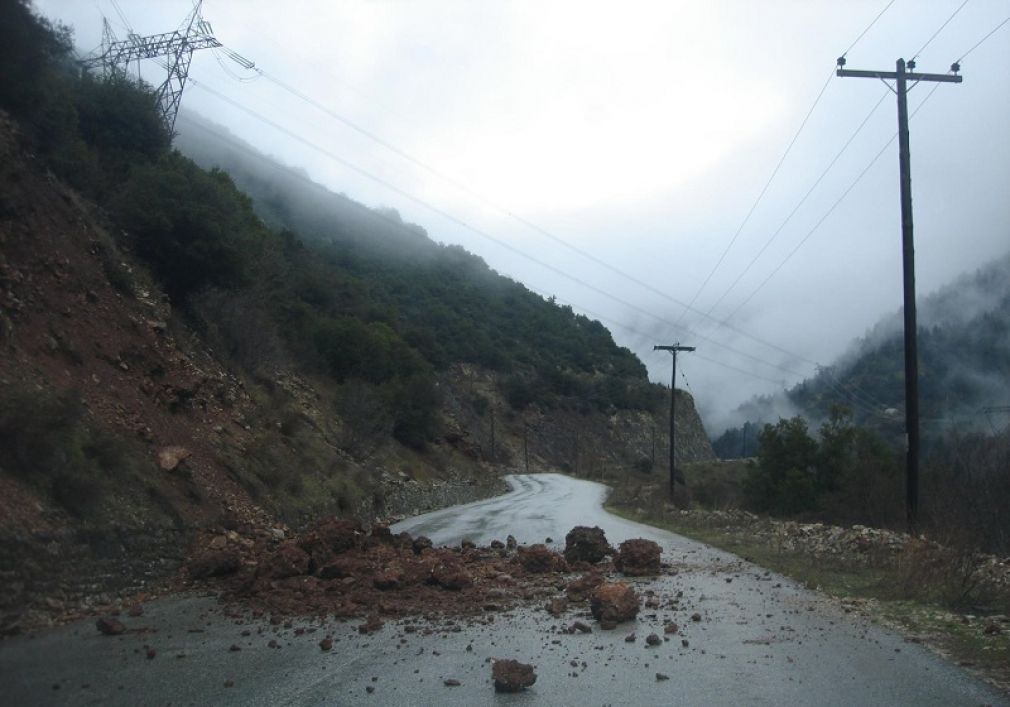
37 0 1010 431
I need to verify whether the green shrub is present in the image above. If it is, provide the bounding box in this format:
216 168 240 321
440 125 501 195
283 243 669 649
0 384 139 517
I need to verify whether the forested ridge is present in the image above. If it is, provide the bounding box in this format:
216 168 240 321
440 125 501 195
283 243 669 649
713 251 1010 458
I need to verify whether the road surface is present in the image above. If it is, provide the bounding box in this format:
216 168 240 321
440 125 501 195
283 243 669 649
1 473 1005 706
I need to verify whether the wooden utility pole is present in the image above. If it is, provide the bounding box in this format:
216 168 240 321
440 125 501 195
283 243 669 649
836 56 962 532
654 344 695 501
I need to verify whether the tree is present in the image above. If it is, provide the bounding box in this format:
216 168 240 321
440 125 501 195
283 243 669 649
745 417 818 515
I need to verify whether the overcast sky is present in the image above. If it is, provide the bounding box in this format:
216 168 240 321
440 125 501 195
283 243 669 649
37 0 1010 431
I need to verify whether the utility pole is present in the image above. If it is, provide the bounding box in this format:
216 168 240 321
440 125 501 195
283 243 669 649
654 344 695 502
836 56 961 533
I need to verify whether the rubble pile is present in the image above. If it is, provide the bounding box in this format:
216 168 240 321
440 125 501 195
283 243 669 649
186 519 677 623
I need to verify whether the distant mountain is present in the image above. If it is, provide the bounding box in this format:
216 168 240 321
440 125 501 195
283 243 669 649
713 252 1010 456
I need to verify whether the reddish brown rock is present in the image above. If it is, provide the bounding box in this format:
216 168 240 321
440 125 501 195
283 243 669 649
319 637 333 651
589 582 640 628
96 617 125 636
188 550 241 579
563 526 611 564
565 573 605 602
516 544 562 574
614 539 662 576
492 659 537 692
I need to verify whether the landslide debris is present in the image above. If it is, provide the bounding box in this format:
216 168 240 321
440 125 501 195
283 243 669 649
187 520 580 620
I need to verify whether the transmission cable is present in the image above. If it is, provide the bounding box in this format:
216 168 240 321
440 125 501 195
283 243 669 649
211 51 828 371
912 0 971 61
675 0 897 324
955 13 1010 63
698 86 892 320
184 81 825 383
718 81 946 325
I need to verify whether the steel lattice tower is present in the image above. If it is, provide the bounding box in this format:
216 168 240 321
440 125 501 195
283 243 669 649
79 1 222 133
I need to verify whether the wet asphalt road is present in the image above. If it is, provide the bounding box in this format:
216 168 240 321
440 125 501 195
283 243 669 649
1 473 1006 706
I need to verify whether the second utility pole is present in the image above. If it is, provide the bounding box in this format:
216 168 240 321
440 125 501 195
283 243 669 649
836 56 962 532
655 344 695 502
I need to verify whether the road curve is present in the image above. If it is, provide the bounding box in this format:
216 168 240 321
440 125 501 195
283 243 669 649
0 473 1005 706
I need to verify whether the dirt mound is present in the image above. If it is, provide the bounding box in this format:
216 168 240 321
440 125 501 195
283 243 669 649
614 539 662 576
563 526 611 564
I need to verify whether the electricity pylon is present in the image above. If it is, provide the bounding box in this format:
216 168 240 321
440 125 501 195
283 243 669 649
79 1 251 133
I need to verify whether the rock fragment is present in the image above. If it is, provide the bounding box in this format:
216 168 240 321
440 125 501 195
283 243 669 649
590 582 640 628
492 659 537 692
614 539 662 576
563 526 611 564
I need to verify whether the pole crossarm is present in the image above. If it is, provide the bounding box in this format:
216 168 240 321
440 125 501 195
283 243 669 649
836 68 962 83
79 31 221 69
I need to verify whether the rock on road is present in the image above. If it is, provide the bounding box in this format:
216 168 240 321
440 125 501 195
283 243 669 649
0 473 1005 706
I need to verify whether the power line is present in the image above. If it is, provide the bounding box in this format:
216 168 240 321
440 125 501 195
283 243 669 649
188 78 822 381
698 86 892 321
175 111 820 398
675 68 834 325
842 0 898 57
241 64 825 370
955 13 1010 62
190 77 904 420
716 81 946 326
178 111 893 418
677 0 897 324
912 0 971 61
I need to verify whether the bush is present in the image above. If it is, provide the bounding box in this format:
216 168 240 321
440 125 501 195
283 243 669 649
112 155 258 303
744 417 818 515
0 384 139 517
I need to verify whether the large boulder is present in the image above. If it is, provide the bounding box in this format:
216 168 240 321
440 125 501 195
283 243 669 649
492 659 537 692
590 582 640 629
563 526 611 564
614 539 662 576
